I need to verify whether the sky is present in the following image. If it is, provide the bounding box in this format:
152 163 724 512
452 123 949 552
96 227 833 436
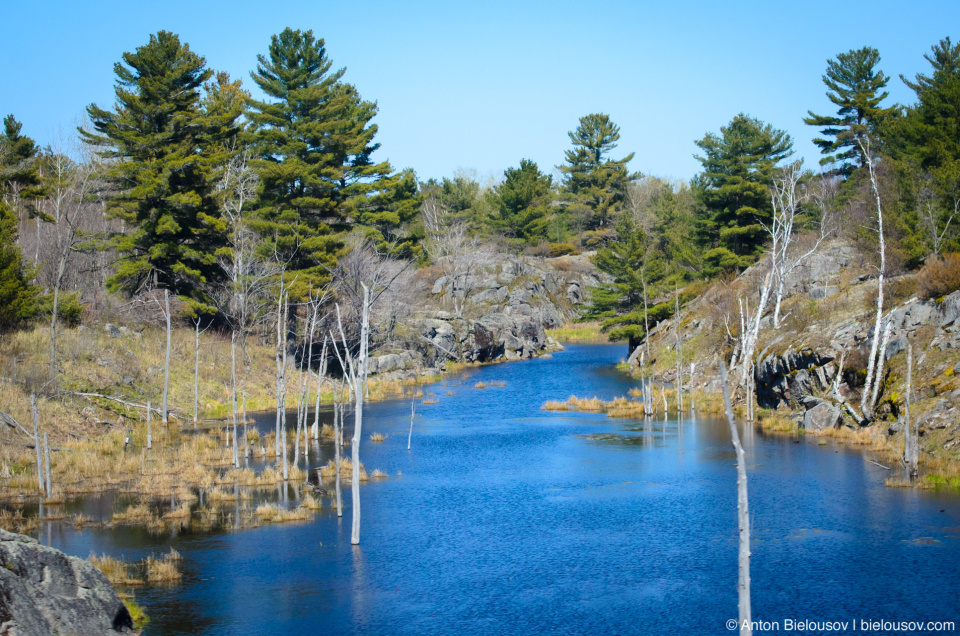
2 0 958 184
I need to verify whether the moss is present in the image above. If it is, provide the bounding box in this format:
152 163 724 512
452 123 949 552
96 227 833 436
122 596 149 630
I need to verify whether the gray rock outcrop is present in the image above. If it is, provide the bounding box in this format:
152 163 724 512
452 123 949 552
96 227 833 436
0 529 135 635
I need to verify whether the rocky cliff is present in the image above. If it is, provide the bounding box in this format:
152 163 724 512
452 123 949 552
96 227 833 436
0 529 135 635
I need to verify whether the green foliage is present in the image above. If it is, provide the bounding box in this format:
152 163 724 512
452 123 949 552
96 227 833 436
0 200 38 330
559 113 636 232
81 31 238 315
804 46 895 177
693 113 793 275
586 217 672 350
0 115 47 219
248 27 395 300
37 291 84 327
492 159 554 243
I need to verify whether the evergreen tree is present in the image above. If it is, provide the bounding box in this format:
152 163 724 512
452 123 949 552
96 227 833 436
82 31 238 312
884 37 960 260
586 217 670 351
360 167 423 257
248 28 394 300
0 115 47 220
492 159 554 243
559 113 635 232
804 46 894 177
693 113 793 275
0 199 37 330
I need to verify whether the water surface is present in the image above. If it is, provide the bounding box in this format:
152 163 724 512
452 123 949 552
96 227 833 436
42 345 960 634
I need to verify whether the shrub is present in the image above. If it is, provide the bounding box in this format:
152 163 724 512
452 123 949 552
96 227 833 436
547 242 580 257
918 253 960 300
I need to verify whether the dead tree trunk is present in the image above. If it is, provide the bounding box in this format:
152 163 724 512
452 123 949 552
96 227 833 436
719 361 752 636
675 285 683 414
193 318 201 426
906 343 918 477
32 393 44 493
43 432 52 499
147 401 152 450
859 138 887 422
231 332 239 468
351 285 370 545
163 290 171 426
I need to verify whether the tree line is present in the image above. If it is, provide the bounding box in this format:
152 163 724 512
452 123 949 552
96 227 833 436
1 32 959 355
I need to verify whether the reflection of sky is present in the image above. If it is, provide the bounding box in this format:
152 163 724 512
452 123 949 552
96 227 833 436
34 344 960 635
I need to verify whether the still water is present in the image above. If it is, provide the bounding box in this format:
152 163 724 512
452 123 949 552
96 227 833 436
43 345 960 634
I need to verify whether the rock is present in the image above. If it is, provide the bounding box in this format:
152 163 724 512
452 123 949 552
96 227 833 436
802 400 842 431
0 529 135 635
809 286 839 300
104 324 122 338
431 277 448 294
755 347 835 409
939 291 960 327
885 336 908 360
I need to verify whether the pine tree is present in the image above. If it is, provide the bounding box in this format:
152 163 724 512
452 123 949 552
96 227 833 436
586 217 670 352
493 159 554 243
559 113 635 233
81 31 238 313
693 113 793 275
0 199 37 331
1 115 47 221
804 47 894 177
248 28 394 300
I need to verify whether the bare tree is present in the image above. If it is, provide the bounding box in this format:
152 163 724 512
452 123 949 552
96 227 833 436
905 343 918 478
719 361 751 636
422 201 493 317
858 138 887 422
917 170 960 258
764 160 828 329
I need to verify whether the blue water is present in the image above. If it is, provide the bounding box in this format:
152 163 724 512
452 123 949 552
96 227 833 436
41 345 960 634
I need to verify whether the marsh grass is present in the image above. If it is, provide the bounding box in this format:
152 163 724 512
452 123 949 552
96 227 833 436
254 503 310 524
369 432 385 442
89 553 143 587
545 322 605 343
145 552 182 584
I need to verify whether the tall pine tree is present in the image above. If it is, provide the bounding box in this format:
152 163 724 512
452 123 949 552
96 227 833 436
82 31 238 312
693 113 793 275
804 46 894 177
248 28 394 300
559 114 635 234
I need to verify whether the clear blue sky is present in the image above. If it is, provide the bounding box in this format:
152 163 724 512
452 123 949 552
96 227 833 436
2 0 957 183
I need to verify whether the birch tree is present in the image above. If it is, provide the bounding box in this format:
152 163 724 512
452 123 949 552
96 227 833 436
764 160 827 329
719 361 752 636
858 138 887 422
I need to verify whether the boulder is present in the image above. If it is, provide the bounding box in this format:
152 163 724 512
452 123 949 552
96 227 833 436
431 277 448 294
802 400 842 431
939 290 960 327
809 286 839 300
0 529 135 635
755 347 835 409
104 324 122 338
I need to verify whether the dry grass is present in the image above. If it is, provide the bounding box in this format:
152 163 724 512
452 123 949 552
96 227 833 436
254 503 310 524
319 458 367 481
371 469 387 479
918 252 960 300
369 432 385 442
89 553 143 587
145 552 182 584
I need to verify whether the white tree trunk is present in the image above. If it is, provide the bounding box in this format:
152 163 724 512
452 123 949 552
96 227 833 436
859 139 887 422
351 284 371 545
194 319 200 426
719 362 752 636
32 394 44 493
163 290 171 426
231 332 239 468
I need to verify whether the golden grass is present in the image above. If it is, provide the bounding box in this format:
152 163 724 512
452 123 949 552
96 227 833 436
145 553 182 583
369 432 385 442
319 458 367 481
89 553 143 587
371 469 387 479
254 504 310 524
